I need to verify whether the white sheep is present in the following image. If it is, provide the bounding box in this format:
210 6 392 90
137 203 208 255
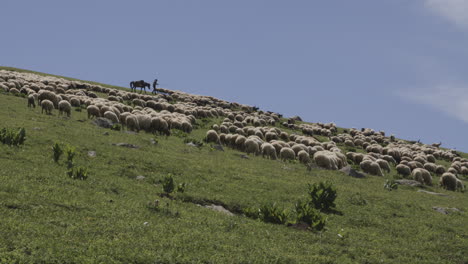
360 160 383 176
126 114 140 132
261 143 277 160
297 150 311 164
104 111 119 123
244 138 260 155
58 100 72 117
439 172 460 191
235 135 247 151
396 164 411 177
412 168 432 186
41 99 54 115
87 105 100 119
280 147 296 161
27 94 36 108
206 130 220 144
376 159 390 173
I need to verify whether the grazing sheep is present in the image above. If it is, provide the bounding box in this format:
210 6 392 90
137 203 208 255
58 100 72 117
435 165 446 175
439 172 459 191
103 111 119 123
376 159 390 173
9 88 20 95
448 167 458 175
136 115 151 132
423 163 437 173
313 151 339 170
87 105 100 119
412 168 432 186
360 160 383 176
206 130 220 144
408 161 424 170
27 94 36 108
235 135 247 151
41 99 54 115
382 155 397 165
245 139 260 155
396 164 411 177
261 143 277 160
280 147 296 161
297 150 311 164
38 90 59 108
70 97 81 107
126 114 140 132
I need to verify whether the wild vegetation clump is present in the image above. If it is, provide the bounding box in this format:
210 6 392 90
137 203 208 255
0 127 26 146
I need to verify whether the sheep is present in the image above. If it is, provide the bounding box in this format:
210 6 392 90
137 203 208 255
313 151 339 170
181 120 193 133
261 143 277 160
396 164 411 177
103 111 119 123
244 138 260 155
439 172 460 191
58 100 72 117
126 114 140 132
206 130 220 144
382 155 397 165
407 161 424 170
360 160 383 176
280 147 296 161
412 168 432 186
435 165 446 175
376 159 390 173
235 135 247 151
9 88 20 95
87 105 100 119
27 94 36 108
136 115 152 132
297 150 311 164
448 167 458 175
41 99 54 115
423 163 437 173
38 90 59 108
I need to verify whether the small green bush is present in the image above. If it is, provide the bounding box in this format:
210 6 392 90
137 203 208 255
294 200 327 231
65 145 76 167
111 124 121 131
68 166 88 180
52 142 63 162
162 174 175 194
0 127 26 146
307 181 337 211
258 203 288 225
384 179 398 191
176 182 187 193
243 207 260 219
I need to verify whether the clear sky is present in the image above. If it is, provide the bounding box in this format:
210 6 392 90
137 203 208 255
2 1 468 152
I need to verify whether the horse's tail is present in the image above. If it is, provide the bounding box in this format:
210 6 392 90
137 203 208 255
130 81 134 88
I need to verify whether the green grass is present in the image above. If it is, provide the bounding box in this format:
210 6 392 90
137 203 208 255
0 69 467 263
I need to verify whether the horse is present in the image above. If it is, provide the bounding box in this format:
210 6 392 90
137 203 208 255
130 80 150 93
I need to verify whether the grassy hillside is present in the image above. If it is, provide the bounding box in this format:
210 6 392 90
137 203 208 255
0 67 467 263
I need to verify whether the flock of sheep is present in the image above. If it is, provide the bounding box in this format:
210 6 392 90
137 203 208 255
0 69 465 192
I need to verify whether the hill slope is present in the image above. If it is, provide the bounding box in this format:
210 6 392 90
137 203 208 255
0 67 467 263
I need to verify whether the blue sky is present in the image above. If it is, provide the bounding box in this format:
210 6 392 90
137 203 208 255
2 1 468 151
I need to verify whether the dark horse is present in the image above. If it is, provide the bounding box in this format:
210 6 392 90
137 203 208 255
130 80 151 93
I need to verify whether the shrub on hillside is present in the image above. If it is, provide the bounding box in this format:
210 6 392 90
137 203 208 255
52 142 63 162
307 181 337 211
0 127 26 146
294 200 327 231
